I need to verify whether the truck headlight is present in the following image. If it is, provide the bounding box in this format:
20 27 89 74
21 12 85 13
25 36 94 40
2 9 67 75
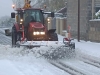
12 4 15 9
20 22 22 24
33 32 40 35
47 18 50 22
40 32 45 35
47 18 50 23
20 19 23 25
20 19 23 22
36 32 39 35
33 32 37 35
33 32 45 35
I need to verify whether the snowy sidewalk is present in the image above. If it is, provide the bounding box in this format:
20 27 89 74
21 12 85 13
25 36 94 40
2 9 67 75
75 40 100 58
58 35 100 58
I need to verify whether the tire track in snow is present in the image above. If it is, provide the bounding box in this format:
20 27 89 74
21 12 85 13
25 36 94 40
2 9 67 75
48 57 100 75
76 48 100 69
79 54 100 68
49 60 85 75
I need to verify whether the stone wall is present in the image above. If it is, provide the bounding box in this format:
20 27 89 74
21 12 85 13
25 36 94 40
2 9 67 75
67 0 92 40
89 20 100 42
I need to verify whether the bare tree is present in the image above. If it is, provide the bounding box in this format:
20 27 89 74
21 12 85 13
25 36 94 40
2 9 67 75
12 0 67 12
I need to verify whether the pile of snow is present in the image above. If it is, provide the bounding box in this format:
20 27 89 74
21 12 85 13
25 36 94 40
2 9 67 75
0 41 73 60
0 44 69 75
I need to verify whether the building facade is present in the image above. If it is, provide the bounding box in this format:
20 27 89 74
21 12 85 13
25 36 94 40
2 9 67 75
67 0 93 40
95 0 100 12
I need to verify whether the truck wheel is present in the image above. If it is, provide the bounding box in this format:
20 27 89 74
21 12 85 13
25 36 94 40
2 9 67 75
27 32 33 41
12 26 17 47
50 33 58 41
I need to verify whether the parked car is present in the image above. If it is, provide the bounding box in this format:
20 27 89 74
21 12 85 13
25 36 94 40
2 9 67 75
5 28 11 36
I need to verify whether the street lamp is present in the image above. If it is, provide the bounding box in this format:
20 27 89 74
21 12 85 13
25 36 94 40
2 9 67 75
78 0 80 42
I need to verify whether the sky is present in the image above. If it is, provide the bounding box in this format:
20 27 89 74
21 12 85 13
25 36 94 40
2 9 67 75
0 0 14 18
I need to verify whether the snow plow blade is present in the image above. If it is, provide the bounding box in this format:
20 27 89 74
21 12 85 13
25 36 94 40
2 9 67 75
19 41 64 48
15 38 75 50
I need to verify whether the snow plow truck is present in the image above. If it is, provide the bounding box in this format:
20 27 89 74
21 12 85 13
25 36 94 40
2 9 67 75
11 0 75 51
11 0 59 47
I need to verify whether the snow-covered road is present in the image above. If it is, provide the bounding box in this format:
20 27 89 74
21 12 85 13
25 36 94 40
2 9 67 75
0 29 100 75
0 30 11 45
0 60 24 75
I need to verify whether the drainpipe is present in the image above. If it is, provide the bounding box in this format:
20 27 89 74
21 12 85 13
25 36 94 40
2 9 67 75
78 0 80 42
92 0 94 19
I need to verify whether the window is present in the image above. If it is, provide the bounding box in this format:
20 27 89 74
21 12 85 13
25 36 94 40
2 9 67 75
24 9 44 24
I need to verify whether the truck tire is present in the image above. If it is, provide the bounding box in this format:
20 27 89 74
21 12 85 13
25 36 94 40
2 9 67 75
50 33 58 41
12 26 17 47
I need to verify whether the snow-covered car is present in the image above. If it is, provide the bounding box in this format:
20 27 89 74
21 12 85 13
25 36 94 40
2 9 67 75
5 28 11 36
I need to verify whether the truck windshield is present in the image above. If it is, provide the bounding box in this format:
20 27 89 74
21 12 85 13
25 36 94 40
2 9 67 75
24 9 44 24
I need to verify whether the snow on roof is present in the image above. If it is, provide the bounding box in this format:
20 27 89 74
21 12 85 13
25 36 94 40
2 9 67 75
56 7 67 13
